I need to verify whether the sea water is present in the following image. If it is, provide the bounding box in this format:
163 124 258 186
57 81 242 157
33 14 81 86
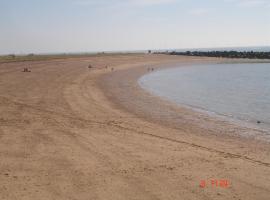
139 63 270 131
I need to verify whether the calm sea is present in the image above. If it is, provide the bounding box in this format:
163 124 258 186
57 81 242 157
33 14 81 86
139 63 270 131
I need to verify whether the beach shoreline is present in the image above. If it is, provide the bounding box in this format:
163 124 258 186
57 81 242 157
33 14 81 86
99 56 270 142
1 54 270 200
138 62 270 138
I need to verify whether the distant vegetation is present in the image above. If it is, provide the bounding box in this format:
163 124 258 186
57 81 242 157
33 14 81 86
0 52 142 64
159 51 270 59
0 53 92 63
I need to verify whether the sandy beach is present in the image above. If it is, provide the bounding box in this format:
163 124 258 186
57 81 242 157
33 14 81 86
0 54 270 200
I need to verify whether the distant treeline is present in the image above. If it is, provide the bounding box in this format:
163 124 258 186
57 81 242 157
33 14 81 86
0 52 140 64
160 51 270 59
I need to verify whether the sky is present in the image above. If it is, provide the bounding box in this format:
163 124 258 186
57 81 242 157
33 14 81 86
0 0 270 54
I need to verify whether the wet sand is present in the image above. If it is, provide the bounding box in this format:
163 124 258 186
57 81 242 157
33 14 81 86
0 54 270 200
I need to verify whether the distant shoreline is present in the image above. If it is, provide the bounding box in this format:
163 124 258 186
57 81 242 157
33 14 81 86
2 47 270 63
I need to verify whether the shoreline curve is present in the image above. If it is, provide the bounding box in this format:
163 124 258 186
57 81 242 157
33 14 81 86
98 57 270 143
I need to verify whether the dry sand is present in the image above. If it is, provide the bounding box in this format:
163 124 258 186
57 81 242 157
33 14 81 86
0 54 269 200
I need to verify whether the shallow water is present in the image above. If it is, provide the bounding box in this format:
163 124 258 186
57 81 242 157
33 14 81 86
139 63 270 131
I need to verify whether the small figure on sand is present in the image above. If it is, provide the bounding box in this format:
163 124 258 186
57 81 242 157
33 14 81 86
22 68 31 72
111 67 114 71
88 64 93 69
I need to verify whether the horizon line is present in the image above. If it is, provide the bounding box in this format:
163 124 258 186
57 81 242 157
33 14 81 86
1 45 270 56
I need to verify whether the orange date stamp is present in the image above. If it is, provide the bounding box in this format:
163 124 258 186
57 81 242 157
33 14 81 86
199 179 229 188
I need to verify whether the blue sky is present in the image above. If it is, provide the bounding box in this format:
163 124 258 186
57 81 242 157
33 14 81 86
0 0 270 54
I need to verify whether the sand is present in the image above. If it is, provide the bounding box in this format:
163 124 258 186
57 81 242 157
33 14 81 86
0 54 269 200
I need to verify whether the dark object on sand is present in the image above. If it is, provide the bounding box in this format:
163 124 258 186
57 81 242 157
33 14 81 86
111 68 114 71
22 68 31 72
257 121 261 124
88 64 93 69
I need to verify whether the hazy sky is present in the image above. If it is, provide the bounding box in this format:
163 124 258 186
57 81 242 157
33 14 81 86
1 0 270 54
